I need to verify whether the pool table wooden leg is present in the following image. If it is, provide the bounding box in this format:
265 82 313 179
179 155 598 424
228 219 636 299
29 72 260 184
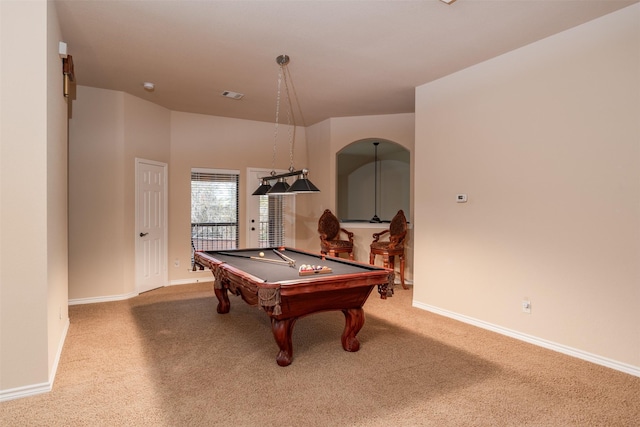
341 307 364 352
271 317 297 367
214 286 231 314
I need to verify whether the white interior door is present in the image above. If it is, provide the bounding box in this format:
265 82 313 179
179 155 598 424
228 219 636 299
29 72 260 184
246 168 263 248
136 158 168 293
246 168 295 248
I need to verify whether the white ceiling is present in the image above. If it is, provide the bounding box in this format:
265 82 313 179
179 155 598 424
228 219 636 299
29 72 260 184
54 0 638 125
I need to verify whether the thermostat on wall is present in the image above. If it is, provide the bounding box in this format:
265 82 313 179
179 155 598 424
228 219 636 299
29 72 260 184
456 194 468 203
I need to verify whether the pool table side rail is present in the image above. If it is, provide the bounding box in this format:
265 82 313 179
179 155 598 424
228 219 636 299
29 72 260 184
193 248 395 315
194 247 393 277
193 249 394 287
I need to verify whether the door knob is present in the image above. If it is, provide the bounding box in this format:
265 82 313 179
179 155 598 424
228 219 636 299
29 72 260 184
139 232 148 237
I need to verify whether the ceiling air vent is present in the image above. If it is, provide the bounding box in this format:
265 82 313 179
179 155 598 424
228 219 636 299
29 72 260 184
221 91 244 100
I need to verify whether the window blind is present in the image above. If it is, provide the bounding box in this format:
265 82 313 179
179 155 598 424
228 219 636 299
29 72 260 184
258 195 288 248
191 169 240 257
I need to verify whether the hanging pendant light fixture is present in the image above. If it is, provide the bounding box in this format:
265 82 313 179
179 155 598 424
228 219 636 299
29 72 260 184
370 142 382 223
251 178 272 196
267 177 291 195
288 169 320 193
253 55 320 196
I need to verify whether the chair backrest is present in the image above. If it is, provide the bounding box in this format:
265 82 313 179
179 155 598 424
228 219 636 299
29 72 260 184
389 210 407 242
318 209 340 240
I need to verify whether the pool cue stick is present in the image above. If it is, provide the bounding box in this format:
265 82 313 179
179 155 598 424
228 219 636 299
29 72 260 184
272 249 296 268
217 252 290 266
273 249 296 267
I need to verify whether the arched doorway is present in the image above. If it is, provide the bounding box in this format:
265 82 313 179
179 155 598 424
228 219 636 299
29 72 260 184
337 139 409 222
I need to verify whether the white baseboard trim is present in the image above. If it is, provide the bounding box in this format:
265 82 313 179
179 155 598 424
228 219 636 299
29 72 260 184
4 279 210 402
169 277 214 286
68 291 138 306
0 317 70 402
0 381 51 402
413 301 640 378
68 278 216 305
50 317 70 387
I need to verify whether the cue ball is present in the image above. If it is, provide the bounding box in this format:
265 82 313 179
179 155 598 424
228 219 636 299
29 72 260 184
259 252 265 257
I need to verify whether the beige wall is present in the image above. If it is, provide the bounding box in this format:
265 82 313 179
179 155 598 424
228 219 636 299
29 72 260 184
69 88 127 299
168 111 308 283
296 118 333 249
69 87 170 299
170 112 417 281
46 0 70 384
414 4 639 370
1 0 69 393
124 93 171 292
305 114 415 272
3 0 636 401
70 92 312 293
68 95 415 291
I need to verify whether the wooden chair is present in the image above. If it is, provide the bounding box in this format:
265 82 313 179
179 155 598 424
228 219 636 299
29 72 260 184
370 209 408 289
318 209 355 260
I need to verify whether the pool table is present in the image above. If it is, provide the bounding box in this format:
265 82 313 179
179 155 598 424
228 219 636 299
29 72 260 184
193 247 394 366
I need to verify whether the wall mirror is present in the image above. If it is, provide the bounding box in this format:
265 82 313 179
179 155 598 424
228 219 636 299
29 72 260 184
337 138 410 222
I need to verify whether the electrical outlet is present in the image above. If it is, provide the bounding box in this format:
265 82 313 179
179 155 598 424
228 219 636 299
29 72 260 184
522 299 531 314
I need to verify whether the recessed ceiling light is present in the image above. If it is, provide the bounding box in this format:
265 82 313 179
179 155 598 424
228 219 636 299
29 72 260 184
143 82 155 91
440 0 457 4
222 90 244 100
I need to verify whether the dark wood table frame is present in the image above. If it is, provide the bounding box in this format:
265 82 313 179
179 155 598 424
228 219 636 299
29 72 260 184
194 247 394 366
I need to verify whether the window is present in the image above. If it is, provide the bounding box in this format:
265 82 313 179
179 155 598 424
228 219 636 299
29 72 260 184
191 169 239 261
258 195 287 247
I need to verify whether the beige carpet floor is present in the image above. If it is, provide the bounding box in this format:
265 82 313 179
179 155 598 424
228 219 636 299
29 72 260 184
1 282 638 426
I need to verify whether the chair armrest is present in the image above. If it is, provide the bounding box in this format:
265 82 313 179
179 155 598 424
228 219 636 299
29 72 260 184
371 229 390 243
388 230 407 249
339 228 354 243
